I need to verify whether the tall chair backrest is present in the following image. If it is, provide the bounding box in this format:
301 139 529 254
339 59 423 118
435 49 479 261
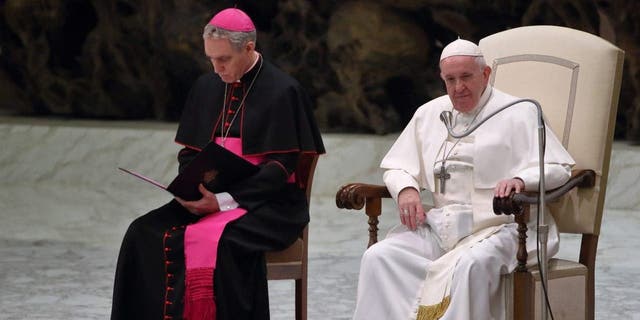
479 25 624 319
479 25 624 236
265 152 319 320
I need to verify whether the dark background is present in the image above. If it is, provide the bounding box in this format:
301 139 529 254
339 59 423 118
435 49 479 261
1 0 638 141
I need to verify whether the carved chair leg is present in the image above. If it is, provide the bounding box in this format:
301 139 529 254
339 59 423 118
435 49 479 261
365 197 382 248
514 205 532 319
515 209 530 272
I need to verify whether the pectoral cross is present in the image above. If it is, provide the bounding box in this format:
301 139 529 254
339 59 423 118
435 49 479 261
435 163 451 193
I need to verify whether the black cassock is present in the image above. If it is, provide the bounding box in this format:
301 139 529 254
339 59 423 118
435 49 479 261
111 56 325 320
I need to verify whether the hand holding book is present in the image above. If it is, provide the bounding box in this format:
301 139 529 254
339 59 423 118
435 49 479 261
119 141 259 201
174 183 221 215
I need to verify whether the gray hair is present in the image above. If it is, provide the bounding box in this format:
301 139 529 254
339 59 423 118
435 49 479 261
203 24 257 51
439 55 488 71
474 55 488 68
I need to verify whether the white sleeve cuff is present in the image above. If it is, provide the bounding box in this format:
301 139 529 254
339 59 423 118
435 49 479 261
215 192 239 211
516 164 572 191
383 169 420 202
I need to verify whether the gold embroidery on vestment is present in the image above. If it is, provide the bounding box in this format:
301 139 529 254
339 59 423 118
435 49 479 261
416 296 451 320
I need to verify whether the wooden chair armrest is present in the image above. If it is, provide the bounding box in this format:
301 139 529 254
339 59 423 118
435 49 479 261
336 183 391 247
493 169 596 215
335 183 391 210
492 169 596 271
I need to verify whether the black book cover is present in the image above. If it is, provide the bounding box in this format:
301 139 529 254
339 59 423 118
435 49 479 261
119 141 258 201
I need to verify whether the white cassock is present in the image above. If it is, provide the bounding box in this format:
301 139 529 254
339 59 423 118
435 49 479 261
352 86 575 320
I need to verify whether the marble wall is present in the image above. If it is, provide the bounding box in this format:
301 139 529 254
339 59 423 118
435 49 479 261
1 117 639 244
1 117 639 319
0 118 396 244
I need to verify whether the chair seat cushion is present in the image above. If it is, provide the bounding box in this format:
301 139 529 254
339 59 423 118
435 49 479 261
531 259 588 320
529 258 588 280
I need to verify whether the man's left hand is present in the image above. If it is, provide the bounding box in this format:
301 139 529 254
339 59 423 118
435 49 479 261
494 178 525 198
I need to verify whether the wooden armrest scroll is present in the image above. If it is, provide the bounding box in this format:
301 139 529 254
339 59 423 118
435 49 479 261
493 169 596 215
492 169 596 271
335 183 391 210
336 183 391 247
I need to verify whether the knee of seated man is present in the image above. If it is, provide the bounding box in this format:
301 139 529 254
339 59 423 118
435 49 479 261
128 201 187 232
456 249 502 276
360 239 403 269
361 239 407 268
124 209 166 238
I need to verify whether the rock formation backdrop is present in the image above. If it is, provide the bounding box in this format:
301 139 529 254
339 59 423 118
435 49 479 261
1 0 638 141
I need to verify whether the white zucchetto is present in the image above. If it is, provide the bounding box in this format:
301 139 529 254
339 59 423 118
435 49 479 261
440 39 483 61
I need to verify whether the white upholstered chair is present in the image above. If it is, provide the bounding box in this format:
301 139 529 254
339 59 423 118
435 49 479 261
336 25 624 320
482 25 624 320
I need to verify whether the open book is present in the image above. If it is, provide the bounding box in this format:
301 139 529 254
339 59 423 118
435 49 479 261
119 141 259 201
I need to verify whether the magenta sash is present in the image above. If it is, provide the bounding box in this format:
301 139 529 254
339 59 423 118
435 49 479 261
183 137 265 320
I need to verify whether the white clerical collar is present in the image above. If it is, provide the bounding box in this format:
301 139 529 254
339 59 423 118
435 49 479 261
235 51 261 83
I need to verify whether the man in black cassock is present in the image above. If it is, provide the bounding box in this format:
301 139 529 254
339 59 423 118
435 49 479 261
111 8 325 320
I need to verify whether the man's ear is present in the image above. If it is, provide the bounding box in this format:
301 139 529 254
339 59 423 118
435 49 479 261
482 65 492 82
245 41 256 52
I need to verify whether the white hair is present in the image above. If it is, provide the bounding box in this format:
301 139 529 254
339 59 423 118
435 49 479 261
202 24 257 50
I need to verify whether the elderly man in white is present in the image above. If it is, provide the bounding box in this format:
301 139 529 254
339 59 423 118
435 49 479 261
352 39 575 320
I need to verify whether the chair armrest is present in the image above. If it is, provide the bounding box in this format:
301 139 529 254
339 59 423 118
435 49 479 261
492 169 596 271
336 183 391 247
493 169 596 216
335 183 391 210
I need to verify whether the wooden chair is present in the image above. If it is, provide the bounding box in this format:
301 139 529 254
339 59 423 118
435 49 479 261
336 25 624 320
266 153 319 320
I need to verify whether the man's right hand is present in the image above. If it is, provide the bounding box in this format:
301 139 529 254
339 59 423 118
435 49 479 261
175 183 220 216
397 187 425 231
